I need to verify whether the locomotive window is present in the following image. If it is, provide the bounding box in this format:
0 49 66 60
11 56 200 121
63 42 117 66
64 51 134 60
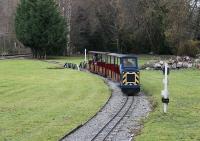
123 58 137 68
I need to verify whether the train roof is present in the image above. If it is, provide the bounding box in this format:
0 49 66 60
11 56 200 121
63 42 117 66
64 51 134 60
88 51 137 58
107 53 137 58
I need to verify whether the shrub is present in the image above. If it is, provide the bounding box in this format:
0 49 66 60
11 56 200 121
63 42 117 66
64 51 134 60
177 40 200 57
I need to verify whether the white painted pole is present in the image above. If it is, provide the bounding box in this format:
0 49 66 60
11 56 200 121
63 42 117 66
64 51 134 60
164 62 168 113
77 64 80 71
85 49 87 62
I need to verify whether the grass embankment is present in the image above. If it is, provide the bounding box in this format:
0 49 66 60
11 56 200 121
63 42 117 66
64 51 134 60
0 60 110 141
136 57 200 141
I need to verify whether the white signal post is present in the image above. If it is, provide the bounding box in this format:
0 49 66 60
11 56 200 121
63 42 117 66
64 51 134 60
85 49 87 62
161 62 169 113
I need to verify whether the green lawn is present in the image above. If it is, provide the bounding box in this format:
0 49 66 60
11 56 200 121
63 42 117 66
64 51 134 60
0 60 110 141
136 69 200 141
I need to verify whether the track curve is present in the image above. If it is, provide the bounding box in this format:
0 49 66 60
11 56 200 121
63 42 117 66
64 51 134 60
91 96 134 141
61 80 151 141
0 54 32 60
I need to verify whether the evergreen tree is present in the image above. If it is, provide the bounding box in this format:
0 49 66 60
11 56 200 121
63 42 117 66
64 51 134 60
15 0 67 58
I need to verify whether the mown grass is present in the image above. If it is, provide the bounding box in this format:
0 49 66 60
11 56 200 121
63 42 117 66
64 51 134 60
0 59 110 141
136 68 200 140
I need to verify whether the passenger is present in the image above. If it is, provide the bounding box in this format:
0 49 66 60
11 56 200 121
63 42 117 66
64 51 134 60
123 59 134 67
92 54 97 62
92 53 99 65
93 53 99 62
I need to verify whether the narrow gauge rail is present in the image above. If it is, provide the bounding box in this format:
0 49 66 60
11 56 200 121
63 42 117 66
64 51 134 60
91 96 134 141
0 54 32 59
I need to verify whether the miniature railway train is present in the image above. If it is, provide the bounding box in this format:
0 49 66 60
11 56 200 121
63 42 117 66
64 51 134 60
87 51 140 93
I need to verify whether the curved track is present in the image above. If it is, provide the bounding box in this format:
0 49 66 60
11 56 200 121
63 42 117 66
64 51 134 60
0 54 32 60
91 96 134 141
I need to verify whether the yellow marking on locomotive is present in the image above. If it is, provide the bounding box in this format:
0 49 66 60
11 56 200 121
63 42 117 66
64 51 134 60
122 72 140 85
122 72 127 85
123 73 126 80
135 72 140 84
123 78 127 85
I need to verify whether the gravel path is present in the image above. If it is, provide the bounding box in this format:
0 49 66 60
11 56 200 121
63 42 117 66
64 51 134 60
61 80 151 141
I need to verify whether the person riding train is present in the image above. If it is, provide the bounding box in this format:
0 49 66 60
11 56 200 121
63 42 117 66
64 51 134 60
123 58 136 67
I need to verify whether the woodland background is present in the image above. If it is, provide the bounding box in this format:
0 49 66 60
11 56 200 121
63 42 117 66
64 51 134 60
0 0 200 56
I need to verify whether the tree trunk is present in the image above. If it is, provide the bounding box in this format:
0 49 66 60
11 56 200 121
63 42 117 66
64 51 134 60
44 50 47 60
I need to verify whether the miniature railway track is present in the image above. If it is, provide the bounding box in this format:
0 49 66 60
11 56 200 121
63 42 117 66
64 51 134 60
42 60 149 141
0 54 32 59
91 96 134 141
42 59 139 141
